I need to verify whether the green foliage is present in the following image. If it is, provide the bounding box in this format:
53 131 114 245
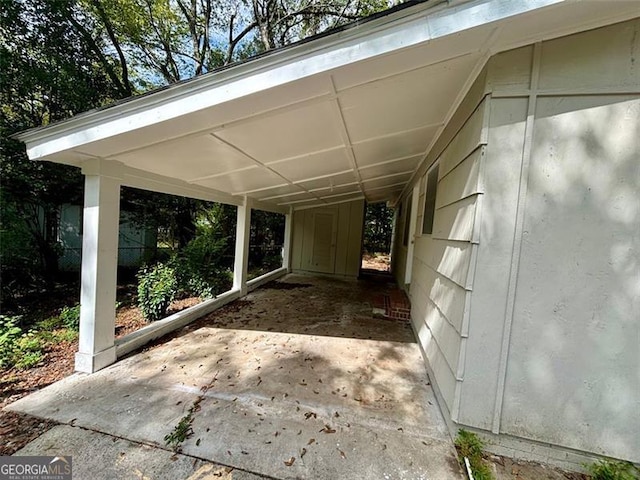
587 460 639 480
173 225 233 298
137 263 178 321
164 409 195 451
0 315 44 370
363 202 394 254
58 304 81 331
455 430 495 480
0 316 24 368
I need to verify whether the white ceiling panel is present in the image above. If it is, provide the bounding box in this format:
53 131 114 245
267 148 352 183
192 166 285 194
339 54 480 142
362 172 413 190
332 33 490 91
309 184 362 198
216 100 344 163
253 184 307 200
297 171 358 191
352 124 437 167
114 134 256 182
359 155 422 180
273 192 318 204
318 192 365 203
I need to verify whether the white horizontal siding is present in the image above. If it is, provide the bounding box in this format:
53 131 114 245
439 98 487 179
432 196 478 242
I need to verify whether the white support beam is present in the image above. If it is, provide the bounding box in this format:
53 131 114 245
282 207 294 272
233 198 252 296
75 159 122 373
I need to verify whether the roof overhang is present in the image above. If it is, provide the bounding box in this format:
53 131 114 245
15 0 640 210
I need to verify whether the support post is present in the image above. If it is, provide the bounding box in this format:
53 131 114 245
233 198 251 296
75 159 122 373
282 206 293 272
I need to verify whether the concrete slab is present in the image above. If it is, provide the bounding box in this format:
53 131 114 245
15 425 266 480
6 275 463 479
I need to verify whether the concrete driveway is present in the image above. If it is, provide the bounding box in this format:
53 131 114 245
7 274 462 479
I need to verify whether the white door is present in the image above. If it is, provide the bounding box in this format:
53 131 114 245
309 211 337 273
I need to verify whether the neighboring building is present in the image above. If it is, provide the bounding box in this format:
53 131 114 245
15 0 639 471
58 204 157 271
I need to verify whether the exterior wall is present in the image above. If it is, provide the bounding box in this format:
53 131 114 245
460 19 640 464
394 69 489 418
401 18 639 466
291 199 364 277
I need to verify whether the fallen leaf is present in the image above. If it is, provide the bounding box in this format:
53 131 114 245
307 438 316 445
300 448 307 458
319 425 336 434
284 457 295 467
338 449 346 459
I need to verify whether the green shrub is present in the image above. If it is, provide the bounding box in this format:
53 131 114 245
172 233 232 299
455 429 494 480
59 304 81 330
0 316 23 368
15 350 43 369
0 316 45 370
587 460 639 480
137 263 178 321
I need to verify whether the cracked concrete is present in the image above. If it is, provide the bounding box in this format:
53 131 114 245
7 274 463 479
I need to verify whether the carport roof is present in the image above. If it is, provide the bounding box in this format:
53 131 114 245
15 0 640 210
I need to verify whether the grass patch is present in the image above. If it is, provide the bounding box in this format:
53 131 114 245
164 407 197 450
587 460 639 480
164 373 219 451
455 429 494 480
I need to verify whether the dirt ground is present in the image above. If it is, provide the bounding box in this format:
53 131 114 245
0 296 200 455
361 253 390 272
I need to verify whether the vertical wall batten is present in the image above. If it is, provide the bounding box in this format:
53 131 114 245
491 42 542 434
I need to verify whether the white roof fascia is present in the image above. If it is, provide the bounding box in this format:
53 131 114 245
16 0 564 161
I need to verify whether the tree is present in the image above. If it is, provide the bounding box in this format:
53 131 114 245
363 202 393 254
0 0 120 297
78 0 394 87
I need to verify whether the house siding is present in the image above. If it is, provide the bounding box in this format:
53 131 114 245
401 78 489 416
399 18 639 465
463 19 640 463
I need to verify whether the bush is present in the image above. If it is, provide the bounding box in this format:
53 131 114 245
172 232 232 299
588 460 639 480
0 316 44 370
0 316 23 368
137 263 178 321
455 429 494 480
59 304 80 330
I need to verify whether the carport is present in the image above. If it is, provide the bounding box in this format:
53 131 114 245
8 274 462 479
13 0 640 473
15 0 629 374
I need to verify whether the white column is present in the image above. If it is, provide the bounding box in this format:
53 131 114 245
75 159 122 373
233 198 251 296
282 207 293 272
